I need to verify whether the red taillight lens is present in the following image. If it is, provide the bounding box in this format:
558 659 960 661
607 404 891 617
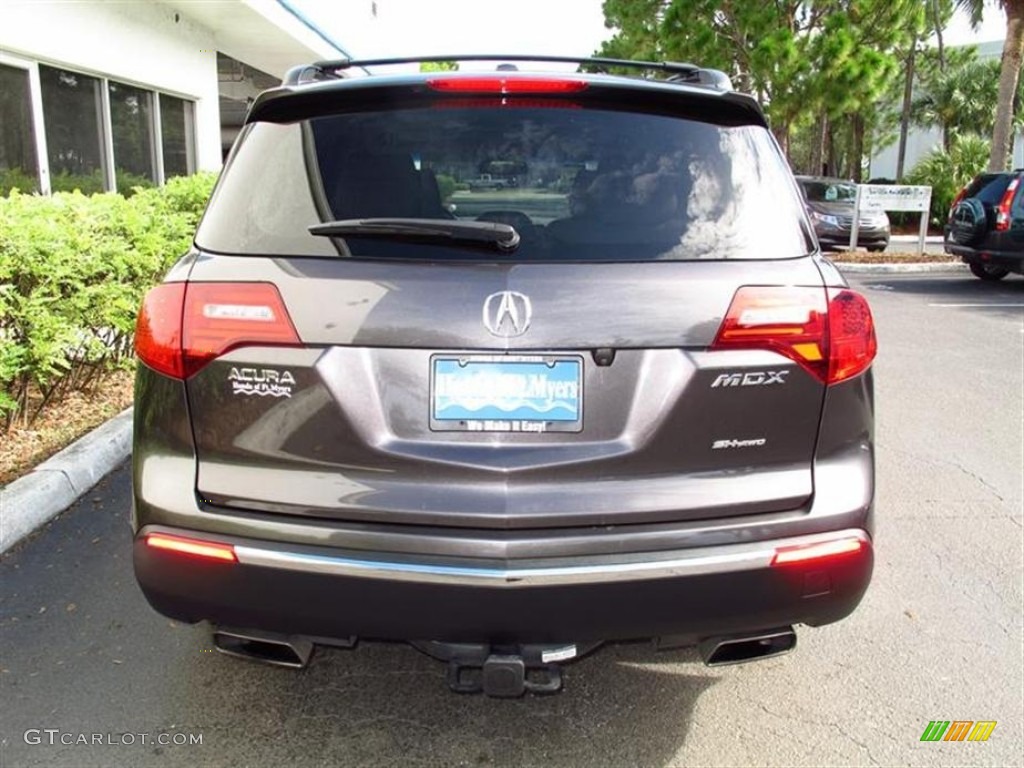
134 282 300 380
826 288 877 384
182 283 300 377
994 177 1019 231
771 536 866 567
427 76 588 94
135 283 187 379
711 286 829 380
145 533 237 563
711 286 876 385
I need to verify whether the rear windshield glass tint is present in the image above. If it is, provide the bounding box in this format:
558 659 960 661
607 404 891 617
196 105 812 261
966 174 1012 206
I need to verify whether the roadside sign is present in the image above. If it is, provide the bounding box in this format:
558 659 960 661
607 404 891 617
851 184 932 255
858 185 931 213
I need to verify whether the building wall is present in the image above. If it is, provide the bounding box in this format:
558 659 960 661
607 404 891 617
0 0 221 172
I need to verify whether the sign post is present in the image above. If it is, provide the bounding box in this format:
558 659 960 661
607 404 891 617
850 185 932 255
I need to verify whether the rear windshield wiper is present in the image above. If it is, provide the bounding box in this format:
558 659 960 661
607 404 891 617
309 218 520 252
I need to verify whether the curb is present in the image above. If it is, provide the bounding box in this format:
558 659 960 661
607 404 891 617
0 408 133 554
834 261 967 273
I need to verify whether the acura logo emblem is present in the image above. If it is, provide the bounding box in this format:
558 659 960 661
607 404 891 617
482 291 532 337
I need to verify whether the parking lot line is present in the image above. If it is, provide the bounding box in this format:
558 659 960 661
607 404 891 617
927 303 1024 308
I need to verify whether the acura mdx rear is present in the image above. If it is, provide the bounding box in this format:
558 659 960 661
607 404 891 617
131 59 877 696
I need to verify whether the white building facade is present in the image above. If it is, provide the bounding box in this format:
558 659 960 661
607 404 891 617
0 0 348 195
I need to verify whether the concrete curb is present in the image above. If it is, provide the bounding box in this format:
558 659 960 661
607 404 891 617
0 407 133 554
834 261 967 273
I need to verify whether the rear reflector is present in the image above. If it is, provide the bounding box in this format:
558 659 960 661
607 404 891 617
771 537 866 567
427 76 588 94
145 533 237 563
135 282 300 379
711 286 876 385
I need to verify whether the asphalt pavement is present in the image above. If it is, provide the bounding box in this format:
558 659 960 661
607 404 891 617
2 272 1022 768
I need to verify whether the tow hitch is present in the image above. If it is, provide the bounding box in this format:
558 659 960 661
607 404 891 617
411 641 599 697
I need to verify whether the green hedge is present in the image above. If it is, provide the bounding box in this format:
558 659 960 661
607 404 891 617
0 172 217 428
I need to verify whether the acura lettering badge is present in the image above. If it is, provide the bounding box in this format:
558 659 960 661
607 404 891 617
483 291 532 337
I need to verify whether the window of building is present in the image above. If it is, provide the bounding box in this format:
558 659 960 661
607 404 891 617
39 64 108 194
3 60 198 195
0 64 40 194
159 95 196 179
109 80 157 190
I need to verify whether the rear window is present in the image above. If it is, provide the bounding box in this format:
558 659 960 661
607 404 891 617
965 174 1013 207
197 105 812 261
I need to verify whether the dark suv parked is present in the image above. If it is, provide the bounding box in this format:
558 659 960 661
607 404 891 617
944 169 1024 280
132 56 877 696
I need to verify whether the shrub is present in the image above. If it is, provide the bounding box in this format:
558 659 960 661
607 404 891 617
0 171 217 428
906 135 991 227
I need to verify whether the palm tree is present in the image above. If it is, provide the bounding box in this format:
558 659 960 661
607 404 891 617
956 0 1024 170
911 58 999 149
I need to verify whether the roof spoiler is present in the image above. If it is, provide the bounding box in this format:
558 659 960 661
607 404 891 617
281 54 732 91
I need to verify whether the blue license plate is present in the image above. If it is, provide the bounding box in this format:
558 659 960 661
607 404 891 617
431 356 582 432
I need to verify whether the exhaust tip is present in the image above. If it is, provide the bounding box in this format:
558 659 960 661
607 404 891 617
212 629 313 669
699 628 796 666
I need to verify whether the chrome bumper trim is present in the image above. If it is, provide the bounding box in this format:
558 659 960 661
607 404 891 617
230 529 870 587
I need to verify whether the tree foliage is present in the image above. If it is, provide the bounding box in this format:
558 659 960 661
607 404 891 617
912 57 1001 149
598 0 923 155
907 134 991 225
0 172 217 428
954 0 1024 170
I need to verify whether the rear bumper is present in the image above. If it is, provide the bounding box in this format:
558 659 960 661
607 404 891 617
818 230 889 249
944 241 1024 274
134 526 873 643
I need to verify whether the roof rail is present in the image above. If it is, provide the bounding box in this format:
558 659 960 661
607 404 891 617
281 54 732 90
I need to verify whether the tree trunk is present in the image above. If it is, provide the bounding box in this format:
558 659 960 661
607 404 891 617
810 113 828 176
989 1 1024 172
827 122 838 177
772 122 790 159
896 44 916 180
932 0 945 70
849 114 865 182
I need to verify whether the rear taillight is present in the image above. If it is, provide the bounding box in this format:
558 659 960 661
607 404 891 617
135 282 300 379
145 533 237 563
770 536 866 567
826 289 878 384
427 76 588 94
711 286 876 385
135 283 187 379
994 177 1019 231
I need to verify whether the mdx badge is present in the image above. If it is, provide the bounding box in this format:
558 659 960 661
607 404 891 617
711 370 789 388
483 291 532 338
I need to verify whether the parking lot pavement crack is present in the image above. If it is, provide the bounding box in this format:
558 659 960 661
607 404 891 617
831 722 883 767
735 692 893 765
880 444 1007 503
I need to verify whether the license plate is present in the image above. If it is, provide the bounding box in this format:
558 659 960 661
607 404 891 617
431 355 583 433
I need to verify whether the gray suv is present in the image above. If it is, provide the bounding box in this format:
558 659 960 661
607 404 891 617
132 56 877 696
